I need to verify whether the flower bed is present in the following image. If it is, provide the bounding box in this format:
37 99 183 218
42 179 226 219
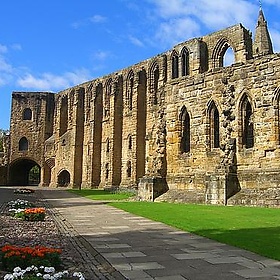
0 195 89 279
7 200 45 221
3 265 85 279
7 199 34 210
0 245 62 272
22 208 46 221
13 188 35 194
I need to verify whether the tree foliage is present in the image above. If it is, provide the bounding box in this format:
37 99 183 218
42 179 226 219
0 129 9 152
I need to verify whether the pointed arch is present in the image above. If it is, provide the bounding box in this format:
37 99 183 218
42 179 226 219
149 61 160 105
127 161 132 178
128 134 132 150
212 38 235 68
207 101 220 149
57 169 70 187
240 94 254 148
23 108 32 120
126 70 134 110
106 138 110 153
105 163 109 180
91 82 103 186
181 47 190 76
171 50 179 79
104 78 112 117
19 137 28 151
136 69 147 181
273 87 280 144
179 106 190 153
59 95 68 136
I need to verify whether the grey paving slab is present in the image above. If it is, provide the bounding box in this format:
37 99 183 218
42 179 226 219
154 276 188 280
32 188 280 280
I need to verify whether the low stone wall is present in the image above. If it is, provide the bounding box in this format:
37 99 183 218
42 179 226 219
227 187 280 207
155 189 205 204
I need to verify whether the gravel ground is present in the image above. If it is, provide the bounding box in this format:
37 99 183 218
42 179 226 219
0 196 91 279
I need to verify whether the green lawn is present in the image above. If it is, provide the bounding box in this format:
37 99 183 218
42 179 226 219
68 189 135 201
69 189 280 261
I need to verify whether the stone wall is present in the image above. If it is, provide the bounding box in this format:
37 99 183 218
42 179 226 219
6 10 280 206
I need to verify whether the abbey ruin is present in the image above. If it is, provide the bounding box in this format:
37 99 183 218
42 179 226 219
1 9 280 206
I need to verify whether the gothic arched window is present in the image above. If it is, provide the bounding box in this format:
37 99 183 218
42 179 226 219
106 138 110 153
19 137 28 151
105 163 109 179
181 48 190 77
209 102 220 149
127 161 132 178
105 79 112 117
150 63 159 105
172 51 179 79
127 71 134 110
241 97 254 148
59 96 68 136
128 135 132 150
180 106 190 153
23 108 32 120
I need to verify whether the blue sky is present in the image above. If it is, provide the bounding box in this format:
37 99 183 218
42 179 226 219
1 0 280 130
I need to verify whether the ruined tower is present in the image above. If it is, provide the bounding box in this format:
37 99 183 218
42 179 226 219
253 8 273 56
8 92 54 185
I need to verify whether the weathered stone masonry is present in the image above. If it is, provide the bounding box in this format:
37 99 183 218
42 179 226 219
2 9 280 206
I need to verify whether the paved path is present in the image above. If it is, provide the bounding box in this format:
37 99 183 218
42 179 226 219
1 187 280 279
39 189 280 280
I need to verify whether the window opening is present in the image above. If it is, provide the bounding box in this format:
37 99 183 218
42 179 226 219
19 137 28 151
180 107 190 153
23 108 32 120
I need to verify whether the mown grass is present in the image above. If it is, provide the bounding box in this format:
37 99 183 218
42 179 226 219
110 202 280 261
68 189 135 201
69 189 280 261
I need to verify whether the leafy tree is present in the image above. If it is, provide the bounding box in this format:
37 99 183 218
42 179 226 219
0 129 9 152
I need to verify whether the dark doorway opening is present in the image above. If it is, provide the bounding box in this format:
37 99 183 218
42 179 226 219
9 159 41 186
57 170 70 187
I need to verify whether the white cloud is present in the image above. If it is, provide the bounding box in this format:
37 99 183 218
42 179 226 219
147 0 258 46
17 69 91 91
128 35 144 47
92 50 111 61
11 44 22 51
156 17 200 46
0 56 13 73
72 14 107 29
0 44 8 53
270 28 280 52
90 15 107 23
0 44 19 86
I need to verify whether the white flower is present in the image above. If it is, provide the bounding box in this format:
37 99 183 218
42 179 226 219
73 272 85 279
31 265 38 271
43 274 51 279
44 266 55 273
4 274 14 280
13 267 21 273
53 272 64 279
36 273 43 277
12 272 21 278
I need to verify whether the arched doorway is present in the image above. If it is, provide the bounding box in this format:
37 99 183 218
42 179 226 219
57 170 70 187
9 159 41 186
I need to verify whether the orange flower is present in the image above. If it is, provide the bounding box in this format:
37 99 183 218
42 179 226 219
24 207 45 214
1 245 62 259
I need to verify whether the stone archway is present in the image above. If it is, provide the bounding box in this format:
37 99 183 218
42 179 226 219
9 159 41 186
57 170 70 187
